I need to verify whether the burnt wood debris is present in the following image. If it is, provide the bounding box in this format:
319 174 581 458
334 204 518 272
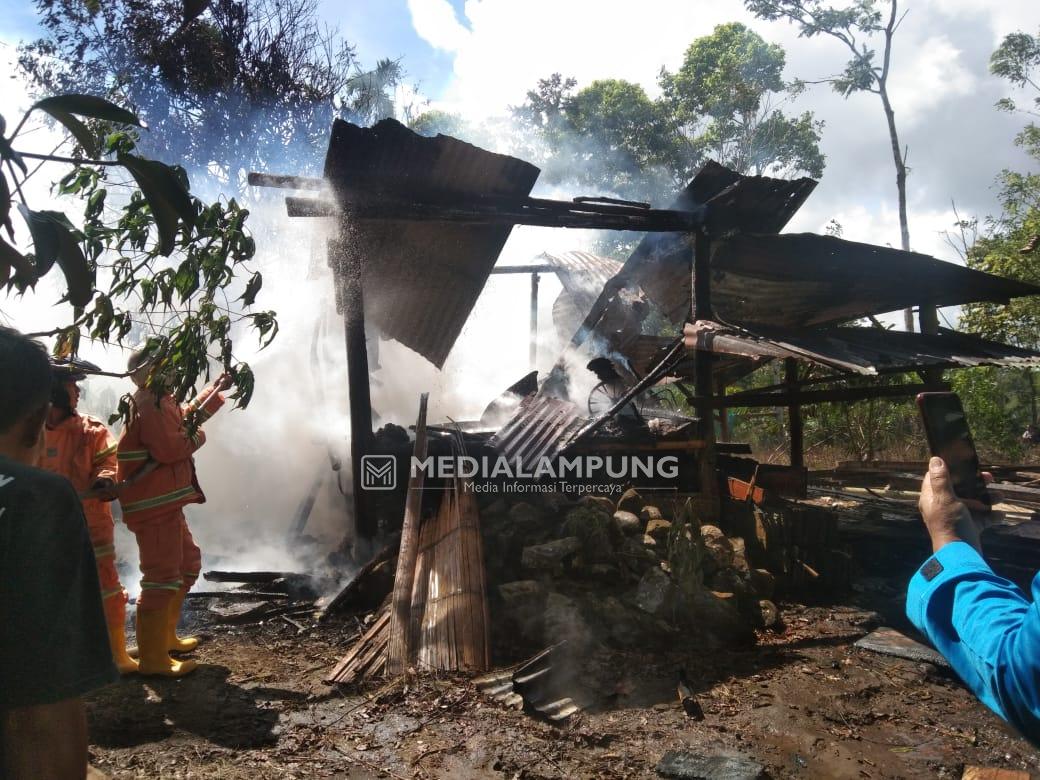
217 117 1040 700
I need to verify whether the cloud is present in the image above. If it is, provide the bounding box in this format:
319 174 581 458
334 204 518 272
407 0 471 52
406 1 1040 262
889 35 976 125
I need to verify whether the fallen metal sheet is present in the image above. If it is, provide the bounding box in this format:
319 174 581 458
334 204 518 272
486 395 585 472
511 645 583 721
322 118 540 367
854 627 950 668
683 320 1040 375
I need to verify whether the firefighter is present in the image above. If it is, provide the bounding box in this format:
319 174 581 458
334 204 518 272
40 357 138 674
117 348 232 677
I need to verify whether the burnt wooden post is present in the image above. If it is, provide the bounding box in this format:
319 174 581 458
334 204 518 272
919 303 944 388
331 236 376 541
785 358 804 469
529 271 540 368
716 377 730 441
692 230 719 519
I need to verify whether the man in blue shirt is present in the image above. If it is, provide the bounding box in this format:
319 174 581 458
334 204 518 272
907 456 1040 744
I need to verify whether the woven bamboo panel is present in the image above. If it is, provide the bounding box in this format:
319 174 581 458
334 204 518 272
409 477 490 672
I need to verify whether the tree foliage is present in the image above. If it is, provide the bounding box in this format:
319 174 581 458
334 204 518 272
659 22 824 181
18 0 403 189
949 28 1040 459
512 24 823 202
1 94 272 419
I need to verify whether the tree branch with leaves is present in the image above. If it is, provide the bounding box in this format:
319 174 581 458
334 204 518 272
746 0 917 331
1 93 277 424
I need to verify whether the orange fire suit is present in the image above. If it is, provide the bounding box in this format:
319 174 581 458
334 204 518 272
40 413 126 607
117 385 224 609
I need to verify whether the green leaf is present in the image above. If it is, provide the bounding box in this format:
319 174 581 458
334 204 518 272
36 106 98 157
0 236 36 289
118 153 195 255
0 133 27 174
0 170 13 240
17 204 61 275
238 271 262 306
15 206 94 305
32 94 142 129
54 224 94 307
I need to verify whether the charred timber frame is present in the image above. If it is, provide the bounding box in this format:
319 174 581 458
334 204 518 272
691 230 720 518
329 237 375 539
283 193 707 232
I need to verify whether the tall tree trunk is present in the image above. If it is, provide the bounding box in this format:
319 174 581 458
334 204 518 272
878 84 914 331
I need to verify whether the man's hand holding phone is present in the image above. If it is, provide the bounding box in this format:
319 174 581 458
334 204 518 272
919 456 983 554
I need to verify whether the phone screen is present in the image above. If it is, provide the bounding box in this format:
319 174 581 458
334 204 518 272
916 392 989 504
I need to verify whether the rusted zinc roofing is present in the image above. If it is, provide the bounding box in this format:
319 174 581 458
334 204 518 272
683 320 1040 375
541 251 623 340
322 118 540 367
607 162 817 326
486 395 585 472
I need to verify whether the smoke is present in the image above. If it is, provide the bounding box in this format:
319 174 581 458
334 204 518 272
1 74 660 590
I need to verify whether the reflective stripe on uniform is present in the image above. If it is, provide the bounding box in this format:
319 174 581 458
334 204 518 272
140 580 182 591
101 587 124 600
118 449 149 462
93 443 117 463
121 485 198 514
93 543 115 559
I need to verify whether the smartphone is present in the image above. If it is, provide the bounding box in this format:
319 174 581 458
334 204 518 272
916 392 990 506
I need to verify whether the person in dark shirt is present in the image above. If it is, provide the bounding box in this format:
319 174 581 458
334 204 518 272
0 327 118 778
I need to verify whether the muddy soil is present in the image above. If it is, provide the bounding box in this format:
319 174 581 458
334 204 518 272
87 593 1040 779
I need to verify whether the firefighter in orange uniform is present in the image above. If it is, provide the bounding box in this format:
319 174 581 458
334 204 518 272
41 358 137 674
117 348 232 677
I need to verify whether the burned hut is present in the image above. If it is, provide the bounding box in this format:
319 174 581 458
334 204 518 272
251 118 1040 686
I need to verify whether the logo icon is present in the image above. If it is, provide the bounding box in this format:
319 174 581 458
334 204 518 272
361 455 396 490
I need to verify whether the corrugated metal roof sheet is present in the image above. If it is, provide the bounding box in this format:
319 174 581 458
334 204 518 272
683 320 1040 375
541 251 623 340
486 395 585 472
611 162 817 325
709 233 1040 329
323 118 540 367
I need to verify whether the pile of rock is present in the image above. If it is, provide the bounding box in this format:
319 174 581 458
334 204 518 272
477 488 781 662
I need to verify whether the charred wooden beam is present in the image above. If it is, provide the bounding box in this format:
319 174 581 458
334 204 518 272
329 237 376 540
247 172 325 190
318 533 401 621
490 265 557 274
203 570 299 583
706 382 940 408
284 193 706 232
786 358 804 469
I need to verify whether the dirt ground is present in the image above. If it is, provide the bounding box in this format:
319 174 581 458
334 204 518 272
85 583 1040 780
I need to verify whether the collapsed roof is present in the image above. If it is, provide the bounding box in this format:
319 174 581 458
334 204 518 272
267 119 1040 383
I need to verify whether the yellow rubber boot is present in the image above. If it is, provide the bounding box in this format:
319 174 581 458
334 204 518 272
167 587 199 654
137 606 197 677
103 597 138 675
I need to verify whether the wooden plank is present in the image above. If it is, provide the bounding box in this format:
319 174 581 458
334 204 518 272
386 394 430 675
317 534 400 621
326 608 390 684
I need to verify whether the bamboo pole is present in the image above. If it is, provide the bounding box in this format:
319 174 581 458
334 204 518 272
386 393 429 674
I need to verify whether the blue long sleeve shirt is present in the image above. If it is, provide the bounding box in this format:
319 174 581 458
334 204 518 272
906 541 1040 744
